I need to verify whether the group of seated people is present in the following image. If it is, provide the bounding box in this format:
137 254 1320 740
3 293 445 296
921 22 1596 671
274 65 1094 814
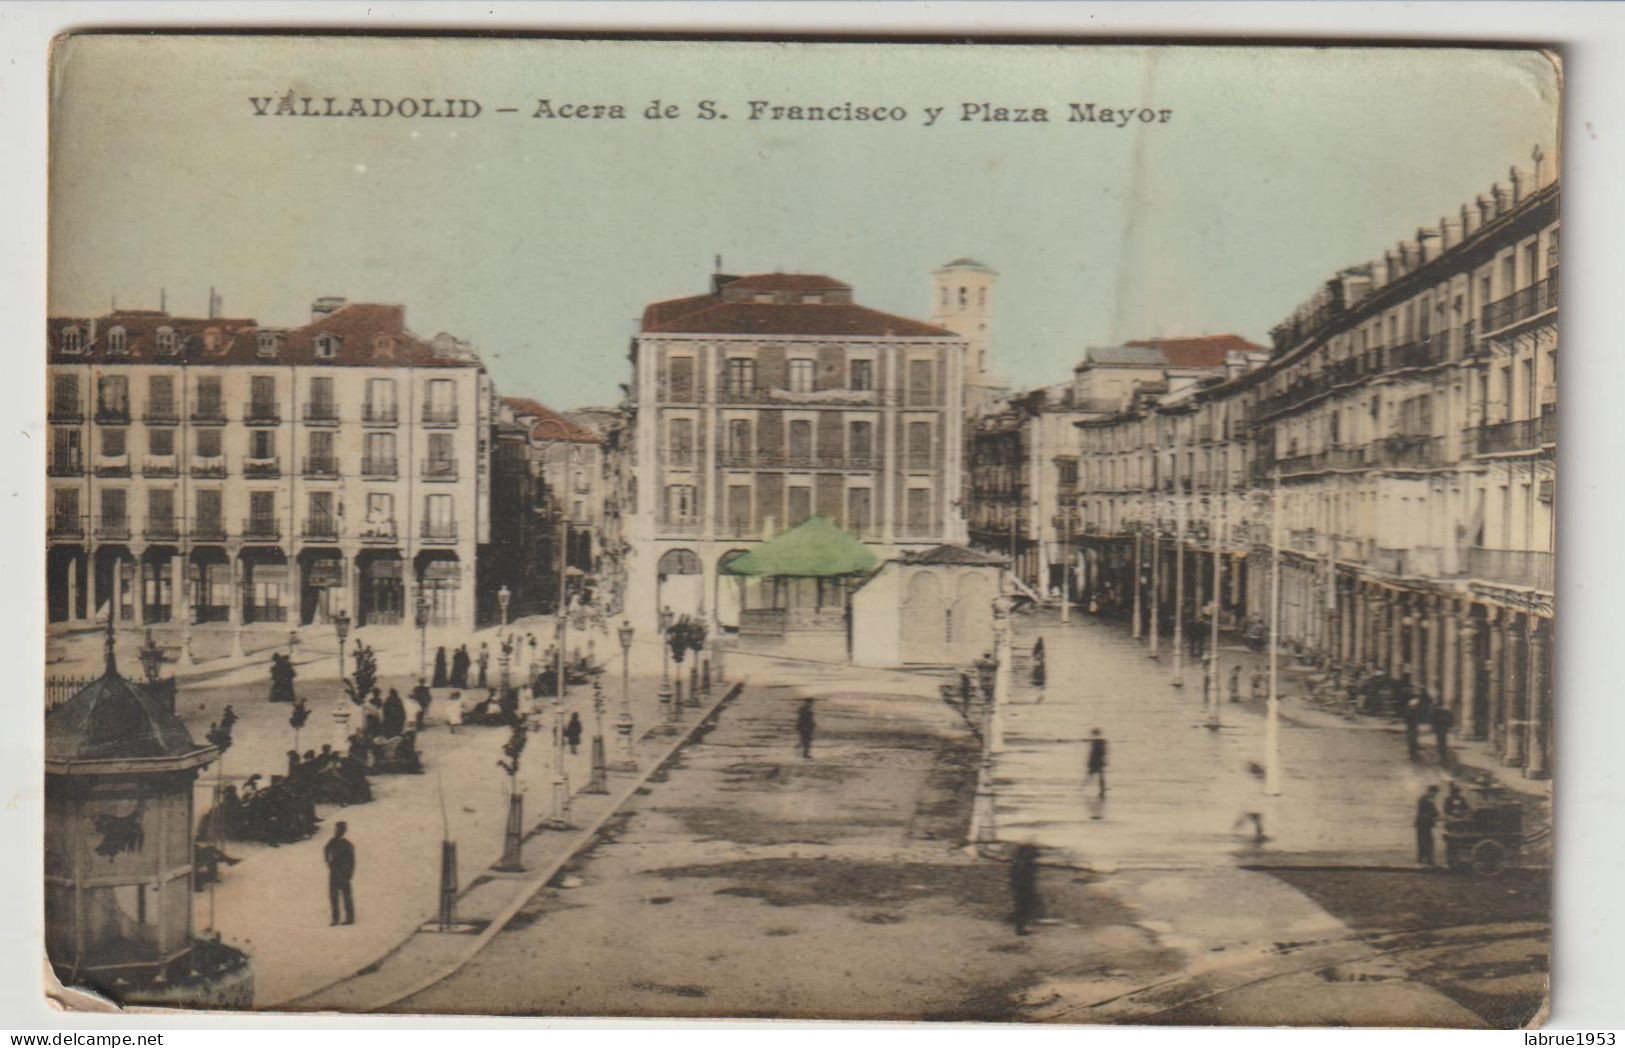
289 744 375 805
197 771 322 847
347 725 424 774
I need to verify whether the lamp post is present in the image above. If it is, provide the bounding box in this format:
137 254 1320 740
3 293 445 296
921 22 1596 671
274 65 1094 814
657 606 675 722
332 610 352 745
586 680 609 793
611 622 638 771
137 628 164 684
497 584 511 629
414 590 430 681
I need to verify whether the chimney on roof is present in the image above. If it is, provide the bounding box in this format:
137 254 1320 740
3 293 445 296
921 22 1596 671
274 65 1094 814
311 296 348 323
159 287 167 313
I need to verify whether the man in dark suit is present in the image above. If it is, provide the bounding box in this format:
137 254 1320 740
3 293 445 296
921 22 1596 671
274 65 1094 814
1085 728 1108 799
1415 786 1440 867
324 821 356 925
795 699 816 759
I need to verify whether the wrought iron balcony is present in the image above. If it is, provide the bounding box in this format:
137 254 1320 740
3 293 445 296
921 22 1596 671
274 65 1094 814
303 456 339 479
48 515 85 540
421 405 459 426
143 406 180 425
1482 272 1559 334
421 458 459 481
242 516 281 541
1471 412 1555 456
191 405 227 425
96 518 130 540
192 519 227 541
362 403 399 425
361 457 399 479
94 405 131 425
48 404 83 424
358 519 398 543
142 457 179 478
246 403 282 425
94 457 132 478
191 458 227 478
1468 546 1554 592
302 403 340 425
243 457 281 479
144 517 180 541
47 455 84 477
419 519 459 543
302 516 339 541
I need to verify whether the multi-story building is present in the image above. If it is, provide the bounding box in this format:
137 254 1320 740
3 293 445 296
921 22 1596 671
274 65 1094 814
46 299 492 635
625 271 969 630
1063 149 1558 779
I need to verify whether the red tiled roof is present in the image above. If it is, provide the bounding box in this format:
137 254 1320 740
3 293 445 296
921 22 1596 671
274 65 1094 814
723 273 851 291
643 301 955 338
47 304 481 369
641 293 717 331
1124 335 1266 368
503 396 600 444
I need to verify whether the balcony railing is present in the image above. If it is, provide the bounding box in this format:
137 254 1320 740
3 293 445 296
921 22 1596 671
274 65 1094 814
302 403 339 425
191 457 227 478
191 404 227 425
303 456 339 479
1372 434 1447 469
302 516 339 541
362 403 398 425
1371 547 1406 575
420 520 458 543
1468 547 1554 592
422 405 459 426
96 518 131 540
94 457 132 478
421 458 459 481
143 405 179 425
192 520 226 541
358 519 398 543
1482 272 1559 334
47 456 84 477
49 515 85 540
243 457 281 479
48 403 83 424
1471 416 1552 456
242 517 281 541
95 405 131 425
144 518 180 541
245 403 282 425
142 457 179 478
361 457 399 479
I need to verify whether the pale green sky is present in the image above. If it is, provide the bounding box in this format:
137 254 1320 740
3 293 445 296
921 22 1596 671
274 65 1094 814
50 37 1558 407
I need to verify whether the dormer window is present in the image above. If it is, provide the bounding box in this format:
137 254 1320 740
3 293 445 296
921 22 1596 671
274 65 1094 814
60 326 83 353
800 294 823 305
372 334 396 359
203 327 220 352
314 333 340 360
155 327 176 355
257 331 282 358
107 326 127 354
753 293 775 304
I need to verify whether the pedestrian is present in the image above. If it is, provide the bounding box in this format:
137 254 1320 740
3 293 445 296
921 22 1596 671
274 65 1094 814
381 688 407 738
324 821 356 925
444 690 463 733
1403 698 1423 760
432 646 449 688
450 644 470 689
477 642 490 689
564 711 583 755
410 678 432 731
1084 728 1108 799
1430 699 1455 764
1415 785 1440 867
1032 637 1045 662
1009 843 1041 936
1251 671 1266 703
1228 664 1242 704
795 698 816 759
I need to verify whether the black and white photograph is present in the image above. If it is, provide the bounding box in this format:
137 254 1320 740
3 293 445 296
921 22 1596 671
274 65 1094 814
34 32 1561 1027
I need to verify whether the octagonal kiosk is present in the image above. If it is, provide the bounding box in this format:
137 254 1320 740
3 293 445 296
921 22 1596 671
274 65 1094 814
45 624 252 1008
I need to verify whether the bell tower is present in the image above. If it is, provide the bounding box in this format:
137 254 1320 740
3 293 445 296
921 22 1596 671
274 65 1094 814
931 258 1001 412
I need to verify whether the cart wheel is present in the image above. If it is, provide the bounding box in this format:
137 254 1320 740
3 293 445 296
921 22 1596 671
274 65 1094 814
1470 839 1509 877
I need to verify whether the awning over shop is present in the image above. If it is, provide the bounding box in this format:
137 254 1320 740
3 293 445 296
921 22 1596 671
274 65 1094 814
723 516 877 578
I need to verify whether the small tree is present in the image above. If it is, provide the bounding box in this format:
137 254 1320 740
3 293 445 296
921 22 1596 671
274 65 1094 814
666 615 708 668
496 717 528 786
344 643 378 706
289 697 311 752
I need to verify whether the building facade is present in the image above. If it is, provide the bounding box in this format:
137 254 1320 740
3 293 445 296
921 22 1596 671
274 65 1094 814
46 300 491 635
1063 150 1558 779
625 272 969 631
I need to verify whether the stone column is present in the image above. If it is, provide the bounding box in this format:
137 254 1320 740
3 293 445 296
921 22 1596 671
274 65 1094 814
1387 596 1403 677
1422 598 1439 699
1526 618 1551 780
1440 606 1459 721
67 555 82 623
132 555 146 627
1353 587 1367 664
1486 610 1505 749
1502 614 1529 767
1459 609 1485 739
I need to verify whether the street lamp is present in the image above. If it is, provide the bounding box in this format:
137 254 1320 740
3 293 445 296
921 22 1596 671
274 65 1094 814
497 584 511 628
657 606 675 721
332 609 353 747
974 651 997 705
586 680 609 794
612 621 638 770
415 590 431 681
333 610 351 683
137 629 164 684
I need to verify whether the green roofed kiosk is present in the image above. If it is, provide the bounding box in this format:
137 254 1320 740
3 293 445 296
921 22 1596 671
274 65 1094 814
723 516 878 639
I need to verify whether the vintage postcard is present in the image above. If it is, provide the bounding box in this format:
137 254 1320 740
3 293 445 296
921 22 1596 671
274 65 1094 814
43 35 1557 1025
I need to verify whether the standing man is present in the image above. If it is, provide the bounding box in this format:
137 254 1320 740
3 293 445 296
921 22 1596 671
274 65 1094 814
324 821 356 925
1430 698 1456 765
1403 697 1424 760
410 678 432 732
1084 728 1108 799
477 642 490 689
1414 786 1440 867
1228 664 1242 704
795 698 816 759
1009 843 1041 936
